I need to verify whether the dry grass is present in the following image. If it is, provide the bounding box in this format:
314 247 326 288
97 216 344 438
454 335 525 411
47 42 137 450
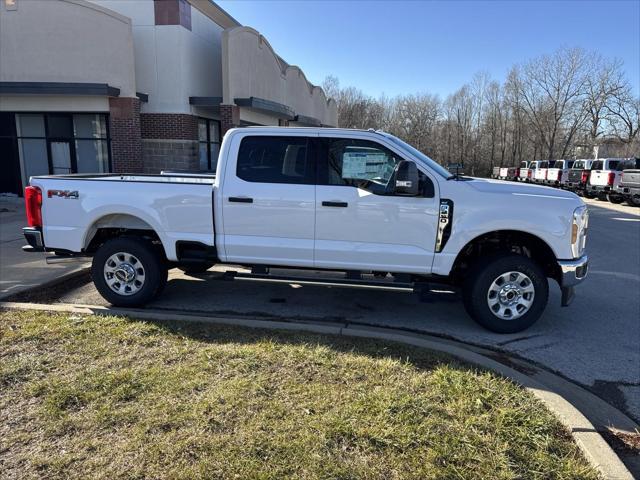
0 310 598 479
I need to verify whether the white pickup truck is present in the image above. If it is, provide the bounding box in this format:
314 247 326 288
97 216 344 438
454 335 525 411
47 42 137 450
546 160 575 186
587 158 625 202
22 127 589 333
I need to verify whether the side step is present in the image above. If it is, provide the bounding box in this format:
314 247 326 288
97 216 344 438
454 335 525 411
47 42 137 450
223 271 425 293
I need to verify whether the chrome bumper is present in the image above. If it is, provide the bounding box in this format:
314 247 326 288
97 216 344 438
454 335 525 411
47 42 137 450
557 255 589 287
23 226 45 252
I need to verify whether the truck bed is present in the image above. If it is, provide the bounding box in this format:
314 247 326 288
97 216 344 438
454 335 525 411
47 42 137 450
29 173 215 261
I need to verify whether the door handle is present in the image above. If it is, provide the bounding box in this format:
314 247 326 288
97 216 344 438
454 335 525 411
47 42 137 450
228 196 253 203
322 201 348 208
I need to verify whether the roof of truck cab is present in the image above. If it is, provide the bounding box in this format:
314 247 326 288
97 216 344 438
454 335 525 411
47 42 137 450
232 126 382 135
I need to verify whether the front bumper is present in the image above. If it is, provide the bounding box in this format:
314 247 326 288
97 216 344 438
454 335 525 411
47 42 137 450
23 227 45 252
617 185 640 196
557 255 588 307
558 254 589 287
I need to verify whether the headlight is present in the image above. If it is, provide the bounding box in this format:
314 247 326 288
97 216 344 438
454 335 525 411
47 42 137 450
571 205 588 258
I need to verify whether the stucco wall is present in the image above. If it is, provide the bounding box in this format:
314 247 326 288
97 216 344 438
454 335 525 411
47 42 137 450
0 0 136 97
92 0 224 114
222 27 337 126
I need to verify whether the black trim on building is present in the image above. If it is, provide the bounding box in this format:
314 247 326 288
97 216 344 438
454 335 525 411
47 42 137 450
136 92 149 103
189 96 223 106
234 97 295 120
294 114 322 127
0 82 120 97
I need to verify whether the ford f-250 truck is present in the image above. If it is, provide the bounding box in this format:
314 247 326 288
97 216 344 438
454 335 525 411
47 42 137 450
22 127 589 333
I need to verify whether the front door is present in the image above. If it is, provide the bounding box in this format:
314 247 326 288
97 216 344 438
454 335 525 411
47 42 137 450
315 136 439 274
221 133 317 267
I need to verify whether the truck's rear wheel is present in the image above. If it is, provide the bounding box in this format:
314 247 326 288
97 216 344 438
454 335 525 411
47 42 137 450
462 254 548 333
92 237 167 307
626 195 640 207
606 194 624 204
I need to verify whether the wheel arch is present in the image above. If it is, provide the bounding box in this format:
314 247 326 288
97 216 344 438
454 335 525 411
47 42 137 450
83 213 167 258
450 229 561 285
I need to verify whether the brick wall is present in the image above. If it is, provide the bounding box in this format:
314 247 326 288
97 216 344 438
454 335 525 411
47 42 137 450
140 113 199 172
141 139 199 173
109 97 143 173
140 113 198 140
220 104 240 135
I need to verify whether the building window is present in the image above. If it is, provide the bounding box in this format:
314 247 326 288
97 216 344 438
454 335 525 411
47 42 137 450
14 113 110 187
198 118 220 171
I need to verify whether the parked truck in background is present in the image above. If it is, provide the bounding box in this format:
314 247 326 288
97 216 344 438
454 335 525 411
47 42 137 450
519 161 541 182
615 158 640 206
566 160 593 196
533 161 555 184
587 158 624 202
546 160 574 187
22 127 589 334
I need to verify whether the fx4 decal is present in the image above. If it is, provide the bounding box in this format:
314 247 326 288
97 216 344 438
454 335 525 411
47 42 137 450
47 190 79 199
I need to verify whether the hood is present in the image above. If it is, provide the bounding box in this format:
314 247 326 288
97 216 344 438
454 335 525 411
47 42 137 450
464 177 579 200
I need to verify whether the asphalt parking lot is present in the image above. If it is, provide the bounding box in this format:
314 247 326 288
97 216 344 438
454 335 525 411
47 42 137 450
3 197 640 422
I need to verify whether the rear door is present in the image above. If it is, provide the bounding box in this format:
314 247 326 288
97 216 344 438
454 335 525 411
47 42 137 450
221 133 317 267
314 134 439 273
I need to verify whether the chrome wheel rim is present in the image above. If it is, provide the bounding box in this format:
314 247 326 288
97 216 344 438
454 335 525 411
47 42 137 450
104 252 145 296
487 271 535 320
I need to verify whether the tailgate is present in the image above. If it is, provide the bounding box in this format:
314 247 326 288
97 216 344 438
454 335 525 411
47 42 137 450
590 171 609 186
568 170 583 183
621 170 640 188
547 169 560 181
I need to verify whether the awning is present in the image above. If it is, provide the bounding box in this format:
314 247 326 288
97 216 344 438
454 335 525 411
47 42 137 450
0 82 120 96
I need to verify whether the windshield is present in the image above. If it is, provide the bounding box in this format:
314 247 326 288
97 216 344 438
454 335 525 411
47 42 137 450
381 133 453 179
573 161 586 169
592 161 604 170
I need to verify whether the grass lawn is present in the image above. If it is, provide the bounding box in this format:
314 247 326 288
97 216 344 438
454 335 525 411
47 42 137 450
0 310 598 479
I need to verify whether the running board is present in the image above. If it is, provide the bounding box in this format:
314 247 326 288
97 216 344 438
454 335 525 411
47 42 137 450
223 271 423 293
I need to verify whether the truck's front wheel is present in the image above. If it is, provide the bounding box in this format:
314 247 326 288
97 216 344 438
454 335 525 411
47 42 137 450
462 254 548 333
92 237 167 307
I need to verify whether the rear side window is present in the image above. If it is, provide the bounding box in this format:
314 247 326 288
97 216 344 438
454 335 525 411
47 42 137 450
237 136 314 184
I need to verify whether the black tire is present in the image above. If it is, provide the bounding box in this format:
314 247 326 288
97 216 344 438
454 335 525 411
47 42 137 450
178 262 214 274
606 194 624 204
462 254 549 334
626 196 640 207
92 237 167 307
583 191 595 199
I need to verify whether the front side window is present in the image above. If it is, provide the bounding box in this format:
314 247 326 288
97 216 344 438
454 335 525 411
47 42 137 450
325 138 402 192
237 136 313 184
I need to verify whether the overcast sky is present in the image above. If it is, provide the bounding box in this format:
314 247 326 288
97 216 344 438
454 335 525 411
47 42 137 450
217 0 640 98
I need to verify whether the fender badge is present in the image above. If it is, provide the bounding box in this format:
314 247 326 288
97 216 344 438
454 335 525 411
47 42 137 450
47 190 79 199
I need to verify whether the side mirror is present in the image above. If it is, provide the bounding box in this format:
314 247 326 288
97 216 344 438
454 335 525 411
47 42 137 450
394 160 419 196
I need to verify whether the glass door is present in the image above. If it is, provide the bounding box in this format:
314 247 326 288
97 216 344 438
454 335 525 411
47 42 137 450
50 141 73 174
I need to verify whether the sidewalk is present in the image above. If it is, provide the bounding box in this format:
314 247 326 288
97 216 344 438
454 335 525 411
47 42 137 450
0 197 88 299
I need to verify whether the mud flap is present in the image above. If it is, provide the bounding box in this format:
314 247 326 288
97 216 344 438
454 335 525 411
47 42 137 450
561 286 575 307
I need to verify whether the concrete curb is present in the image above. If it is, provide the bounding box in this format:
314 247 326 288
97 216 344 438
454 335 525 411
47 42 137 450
0 301 634 479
